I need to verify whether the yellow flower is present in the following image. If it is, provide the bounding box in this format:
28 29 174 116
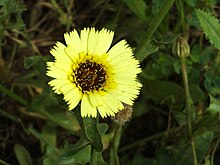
46 27 142 118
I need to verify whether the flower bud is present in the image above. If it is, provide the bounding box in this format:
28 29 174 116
111 104 133 125
172 37 190 58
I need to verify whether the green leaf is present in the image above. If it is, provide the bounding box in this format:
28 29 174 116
41 123 57 147
31 94 80 132
188 68 200 84
24 56 40 69
83 118 103 152
43 146 60 165
185 0 200 7
155 147 175 165
42 107 80 132
14 144 33 165
29 124 61 165
195 111 219 129
194 131 214 163
207 94 220 113
28 126 58 153
58 144 91 164
141 53 176 80
142 79 204 104
97 123 109 136
189 84 204 103
142 80 184 104
24 56 48 72
91 149 107 165
155 131 213 165
152 0 164 15
196 9 220 51
172 111 187 126
135 40 159 62
123 0 147 22
170 131 213 164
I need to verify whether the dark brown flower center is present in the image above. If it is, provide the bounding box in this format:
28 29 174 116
74 60 106 92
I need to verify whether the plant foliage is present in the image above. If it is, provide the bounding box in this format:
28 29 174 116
1 0 220 165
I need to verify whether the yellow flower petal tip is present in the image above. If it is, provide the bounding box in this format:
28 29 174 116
46 27 142 118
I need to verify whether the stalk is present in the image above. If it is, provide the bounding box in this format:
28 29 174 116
0 84 27 106
180 57 198 165
112 124 122 165
135 0 176 61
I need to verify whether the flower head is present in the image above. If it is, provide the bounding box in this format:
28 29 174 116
46 27 142 118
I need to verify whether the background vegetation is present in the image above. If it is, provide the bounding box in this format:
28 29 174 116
1 0 220 164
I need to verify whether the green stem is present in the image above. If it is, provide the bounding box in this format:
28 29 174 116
50 0 65 16
8 41 18 70
112 124 122 165
0 159 10 165
0 84 27 106
135 0 175 62
119 131 165 153
180 57 198 165
211 138 220 165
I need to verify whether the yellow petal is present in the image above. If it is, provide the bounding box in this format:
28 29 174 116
87 27 98 55
102 93 124 113
64 88 82 110
94 28 114 55
64 30 82 57
80 28 90 53
59 83 77 95
109 89 135 105
89 92 104 107
48 79 71 94
107 40 133 61
50 42 72 65
97 103 115 118
81 94 97 118
46 62 71 79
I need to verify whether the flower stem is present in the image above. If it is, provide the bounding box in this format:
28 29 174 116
111 124 122 165
135 0 175 61
180 57 198 165
0 84 27 106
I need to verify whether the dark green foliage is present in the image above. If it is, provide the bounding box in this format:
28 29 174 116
14 144 33 165
1 0 220 165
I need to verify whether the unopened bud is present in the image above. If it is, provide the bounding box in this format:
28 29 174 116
111 104 133 125
172 37 190 58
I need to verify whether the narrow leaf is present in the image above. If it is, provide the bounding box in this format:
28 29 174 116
14 144 33 165
0 159 10 165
